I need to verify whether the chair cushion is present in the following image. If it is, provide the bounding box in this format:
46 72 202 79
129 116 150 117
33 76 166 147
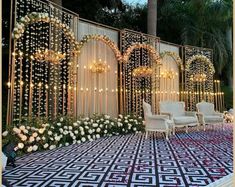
174 116 198 124
197 102 215 115
160 102 185 117
143 101 152 116
204 115 224 123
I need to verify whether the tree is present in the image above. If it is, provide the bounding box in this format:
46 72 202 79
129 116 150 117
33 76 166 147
147 0 157 36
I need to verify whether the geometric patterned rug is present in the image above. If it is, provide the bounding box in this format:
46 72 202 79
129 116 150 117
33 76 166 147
3 123 233 187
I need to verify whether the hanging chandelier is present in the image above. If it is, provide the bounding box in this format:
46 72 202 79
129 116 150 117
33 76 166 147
190 73 207 82
132 66 153 78
89 59 110 73
34 49 65 64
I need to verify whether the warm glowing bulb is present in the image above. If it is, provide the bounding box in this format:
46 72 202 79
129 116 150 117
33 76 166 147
54 86 57 90
69 86 72 90
86 88 89 91
38 82 42 87
19 51 23 57
84 66 87 69
63 84 66 89
20 81 24 86
7 82 11 88
74 87 77 91
80 88 83 91
45 84 48 89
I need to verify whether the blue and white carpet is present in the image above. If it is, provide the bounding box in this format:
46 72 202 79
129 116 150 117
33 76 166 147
3 124 233 187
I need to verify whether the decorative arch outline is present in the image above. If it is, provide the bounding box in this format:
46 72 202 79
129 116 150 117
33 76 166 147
160 51 183 71
185 54 215 74
76 34 122 62
12 12 77 48
122 43 161 64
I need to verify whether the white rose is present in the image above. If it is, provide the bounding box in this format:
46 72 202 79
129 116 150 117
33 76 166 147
111 122 114 125
64 126 68 129
43 143 49 149
65 143 69 146
133 127 137 131
50 137 54 141
96 134 100 139
130 119 133 122
72 136 76 140
13 127 21 134
21 135 27 141
55 136 60 141
124 120 128 123
85 117 89 121
87 135 91 139
42 136 46 141
104 130 107 134
105 115 110 119
81 137 86 142
84 122 88 125
59 128 63 133
23 129 29 134
32 145 38 151
48 131 52 135
73 140 76 144
36 137 41 141
19 125 26 131
74 130 78 134
122 128 125 131
77 140 81 144
73 123 78 127
96 128 101 133
60 117 63 122
32 132 38 137
59 144 62 147
38 128 45 134
99 124 103 128
92 123 98 127
69 126 73 130
57 123 61 126
119 114 123 118
18 143 24 149
79 126 84 131
81 131 85 136
100 118 104 121
96 120 100 123
49 145 56 150
90 119 93 123
88 129 93 134
2 131 8 137
118 119 121 122
29 136 35 142
27 146 33 152
124 117 128 120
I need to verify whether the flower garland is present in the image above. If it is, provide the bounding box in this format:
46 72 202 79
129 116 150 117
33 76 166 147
75 34 123 62
160 51 183 71
185 55 215 74
122 43 161 64
2 114 144 155
12 12 76 45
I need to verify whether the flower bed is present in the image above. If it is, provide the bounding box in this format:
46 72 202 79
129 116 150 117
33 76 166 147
2 114 144 155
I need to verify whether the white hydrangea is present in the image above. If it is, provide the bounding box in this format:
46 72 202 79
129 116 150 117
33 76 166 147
124 120 128 123
27 146 33 152
23 129 29 134
85 126 89 129
60 117 63 122
81 137 86 142
69 126 73 130
32 145 38 151
104 130 107 134
99 124 103 128
13 127 21 134
73 122 78 127
87 135 91 139
36 137 41 141
81 131 85 136
49 145 56 150
43 143 49 149
65 143 69 146
96 128 101 133
79 126 84 131
96 134 100 139
64 126 68 129
48 131 52 136
133 127 137 131
92 123 98 127
77 140 81 144
32 132 38 138
59 128 63 133
74 130 78 134
42 136 46 141
2 131 8 137
55 136 60 141
29 136 35 142
84 122 88 125
18 143 24 149
19 125 26 131
88 129 93 134
57 123 61 126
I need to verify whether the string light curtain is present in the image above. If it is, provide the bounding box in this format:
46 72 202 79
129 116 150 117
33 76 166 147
184 46 214 111
7 0 78 124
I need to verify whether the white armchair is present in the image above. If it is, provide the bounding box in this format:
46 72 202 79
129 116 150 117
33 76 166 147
196 101 224 130
143 100 173 140
159 101 199 134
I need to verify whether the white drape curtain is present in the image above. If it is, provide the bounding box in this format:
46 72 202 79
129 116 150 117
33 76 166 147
159 43 180 101
75 21 119 117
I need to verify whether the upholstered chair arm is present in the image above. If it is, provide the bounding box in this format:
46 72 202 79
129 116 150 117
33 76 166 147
196 112 205 124
145 115 170 130
213 111 223 117
151 114 169 120
160 112 173 120
185 111 197 118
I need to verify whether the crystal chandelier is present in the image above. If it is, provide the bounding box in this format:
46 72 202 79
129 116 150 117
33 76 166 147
34 49 65 64
132 66 153 78
89 59 110 73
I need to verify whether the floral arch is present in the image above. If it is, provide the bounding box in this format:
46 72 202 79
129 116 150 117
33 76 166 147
76 34 122 62
160 51 183 71
122 43 161 64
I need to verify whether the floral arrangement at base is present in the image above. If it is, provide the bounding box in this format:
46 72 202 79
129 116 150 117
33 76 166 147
2 114 144 155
